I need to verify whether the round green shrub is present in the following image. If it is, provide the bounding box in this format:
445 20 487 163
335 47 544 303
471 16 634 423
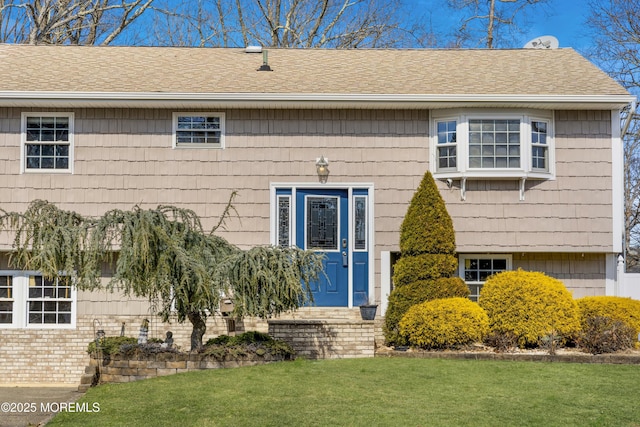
392 254 458 286
576 296 640 338
399 297 489 349
383 277 469 346
399 171 456 256
479 269 581 348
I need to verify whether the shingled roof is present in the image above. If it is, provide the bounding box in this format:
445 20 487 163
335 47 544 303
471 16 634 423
0 44 632 109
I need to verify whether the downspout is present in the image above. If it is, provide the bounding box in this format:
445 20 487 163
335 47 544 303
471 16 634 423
621 100 636 138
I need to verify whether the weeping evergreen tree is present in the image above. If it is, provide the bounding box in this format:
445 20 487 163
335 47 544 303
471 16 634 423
0 200 101 287
0 199 324 351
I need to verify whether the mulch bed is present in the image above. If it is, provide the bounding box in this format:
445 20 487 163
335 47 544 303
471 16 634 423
375 346 640 364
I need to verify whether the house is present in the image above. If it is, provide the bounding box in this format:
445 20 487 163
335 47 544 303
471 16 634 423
0 44 634 384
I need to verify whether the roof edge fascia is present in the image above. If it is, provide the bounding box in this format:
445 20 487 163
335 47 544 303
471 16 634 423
0 91 634 109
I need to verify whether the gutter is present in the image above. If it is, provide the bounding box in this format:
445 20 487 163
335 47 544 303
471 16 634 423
0 91 634 110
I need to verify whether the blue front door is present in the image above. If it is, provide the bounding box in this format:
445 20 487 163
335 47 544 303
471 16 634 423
296 189 349 306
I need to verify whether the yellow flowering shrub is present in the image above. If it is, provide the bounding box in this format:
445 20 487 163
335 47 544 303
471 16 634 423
479 269 580 348
576 296 640 337
399 297 489 349
383 277 470 345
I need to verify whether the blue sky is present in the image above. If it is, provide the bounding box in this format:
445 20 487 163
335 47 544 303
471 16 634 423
521 0 592 51
418 0 592 51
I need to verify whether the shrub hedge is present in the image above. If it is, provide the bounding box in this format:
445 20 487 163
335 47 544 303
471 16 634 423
479 269 581 348
576 296 640 338
399 297 489 349
392 254 458 286
383 277 470 345
578 316 636 354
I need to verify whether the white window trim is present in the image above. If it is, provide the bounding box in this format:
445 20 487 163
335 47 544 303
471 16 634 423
0 271 76 330
430 109 555 180
172 112 225 149
458 254 512 301
20 112 75 174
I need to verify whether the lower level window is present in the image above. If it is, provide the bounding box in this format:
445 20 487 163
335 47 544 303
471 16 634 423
0 272 75 328
459 255 511 301
27 276 73 325
0 276 13 324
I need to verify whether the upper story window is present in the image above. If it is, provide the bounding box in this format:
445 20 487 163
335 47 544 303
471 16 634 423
531 120 549 171
468 119 520 169
431 110 554 180
21 113 74 173
173 112 225 148
437 120 457 170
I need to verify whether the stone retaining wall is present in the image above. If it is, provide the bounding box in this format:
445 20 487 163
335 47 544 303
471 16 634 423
92 352 288 384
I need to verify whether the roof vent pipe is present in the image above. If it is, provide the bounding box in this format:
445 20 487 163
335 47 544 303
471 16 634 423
258 50 272 71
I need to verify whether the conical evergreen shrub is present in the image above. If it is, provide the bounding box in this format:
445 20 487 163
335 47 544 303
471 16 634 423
384 171 466 346
399 171 456 256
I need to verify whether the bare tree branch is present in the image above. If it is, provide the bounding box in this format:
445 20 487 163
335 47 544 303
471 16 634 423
147 0 428 48
449 0 548 48
1 0 154 45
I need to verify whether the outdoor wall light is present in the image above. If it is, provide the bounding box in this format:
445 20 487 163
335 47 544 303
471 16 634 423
316 155 330 183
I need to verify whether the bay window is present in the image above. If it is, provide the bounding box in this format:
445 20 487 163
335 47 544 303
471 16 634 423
431 110 554 180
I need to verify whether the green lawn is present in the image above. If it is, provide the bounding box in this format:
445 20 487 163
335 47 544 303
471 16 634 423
50 357 640 426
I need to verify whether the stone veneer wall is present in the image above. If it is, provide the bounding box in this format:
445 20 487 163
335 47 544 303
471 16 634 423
0 314 256 385
268 319 377 359
0 308 383 385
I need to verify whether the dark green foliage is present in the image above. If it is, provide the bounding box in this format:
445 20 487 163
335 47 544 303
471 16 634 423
203 331 295 360
578 316 636 354
399 172 456 256
205 331 274 347
87 336 138 356
383 277 469 345
384 172 459 346
392 254 458 286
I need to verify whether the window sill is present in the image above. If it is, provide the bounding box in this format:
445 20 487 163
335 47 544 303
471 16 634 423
174 144 223 149
434 170 553 180
434 171 554 201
